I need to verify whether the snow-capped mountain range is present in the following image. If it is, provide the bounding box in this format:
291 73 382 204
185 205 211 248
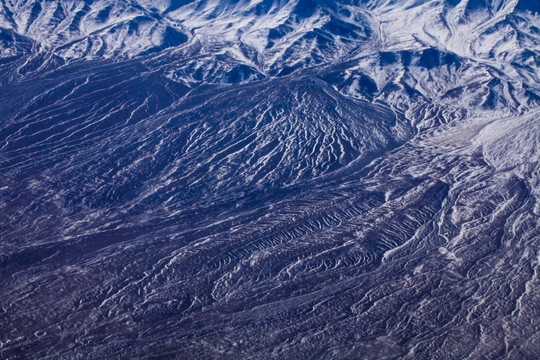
2 0 539 121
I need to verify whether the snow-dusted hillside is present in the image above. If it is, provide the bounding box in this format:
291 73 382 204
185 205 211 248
2 0 538 118
0 0 539 358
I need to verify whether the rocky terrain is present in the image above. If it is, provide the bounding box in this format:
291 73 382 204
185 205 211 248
0 0 539 358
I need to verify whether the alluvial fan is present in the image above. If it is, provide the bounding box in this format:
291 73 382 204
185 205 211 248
0 0 539 358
